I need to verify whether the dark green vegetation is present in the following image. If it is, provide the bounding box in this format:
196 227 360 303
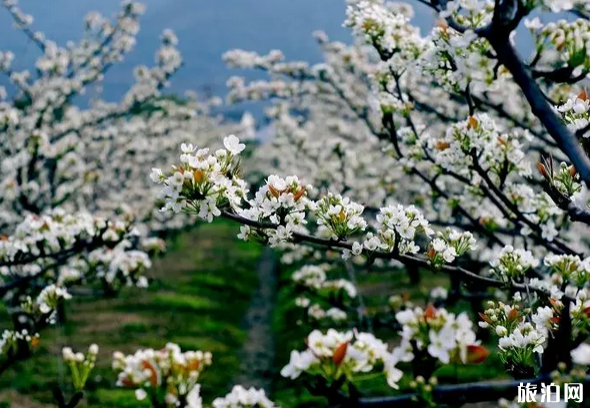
0 220 262 407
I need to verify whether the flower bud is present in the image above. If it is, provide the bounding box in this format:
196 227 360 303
495 326 508 337
89 344 99 355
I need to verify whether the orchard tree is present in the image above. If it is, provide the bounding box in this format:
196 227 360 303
0 0 253 389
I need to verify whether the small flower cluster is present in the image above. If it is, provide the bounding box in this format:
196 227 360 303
556 91 590 133
238 174 313 247
62 344 99 390
533 19 590 71
429 114 529 178
427 228 477 269
365 204 433 255
212 385 276 408
113 343 212 407
552 162 582 198
505 185 562 242
395 305 488 365
291 264 356 324
281 329 405 389
151 135 248 220
439 0 494 30
305 303 348 323
86 244 152 289
345 1 426 70
479 300 548 373
544 253 590 288
0 329 39 354
292 264 328 289
489 245 539 281
430 287 449 302
315 193 367 239
292 264 357 298
20 284 72 322
569 291 590 333
141 237 167 256
420 25 499 93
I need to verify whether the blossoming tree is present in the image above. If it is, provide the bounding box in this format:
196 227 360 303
0 0 254 392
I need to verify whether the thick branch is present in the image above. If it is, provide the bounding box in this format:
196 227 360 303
485 34 590 188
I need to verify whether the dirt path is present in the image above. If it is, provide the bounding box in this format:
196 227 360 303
233 247 278 393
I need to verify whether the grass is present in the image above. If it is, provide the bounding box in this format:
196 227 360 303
0 220 263 407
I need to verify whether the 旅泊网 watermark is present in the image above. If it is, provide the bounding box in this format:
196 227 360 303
517 382 583 403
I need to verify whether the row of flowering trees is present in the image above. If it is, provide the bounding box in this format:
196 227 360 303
0 1 259 406
5 0 590 407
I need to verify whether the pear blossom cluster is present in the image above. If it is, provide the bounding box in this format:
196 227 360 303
344 0 426 71
427 228 477 269
23 284 72 318
85 245 152 288
429 114 529 178
0 329 39 355
212 385 276 408
439 0 494 29
532 19 590 71
366 204 434 255
557 91 590 133
292 265 357 298
544 253 590 288
290 264 357 324
112 343 212 407
0 209 125 269
280 329 405 390
113 343 281 408
151 135 248 219
315 193 367 240
238 175 313 247
489 246 539 281
479 300 549 374
549 162 582 199
395 305 488 365
420 26 500 93
305 303 348 322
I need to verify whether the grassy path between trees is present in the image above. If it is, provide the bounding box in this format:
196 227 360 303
233 247 278 393
0 220 263 408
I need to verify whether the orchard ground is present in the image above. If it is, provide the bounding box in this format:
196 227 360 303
0 220 507 408
0 220 262 408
